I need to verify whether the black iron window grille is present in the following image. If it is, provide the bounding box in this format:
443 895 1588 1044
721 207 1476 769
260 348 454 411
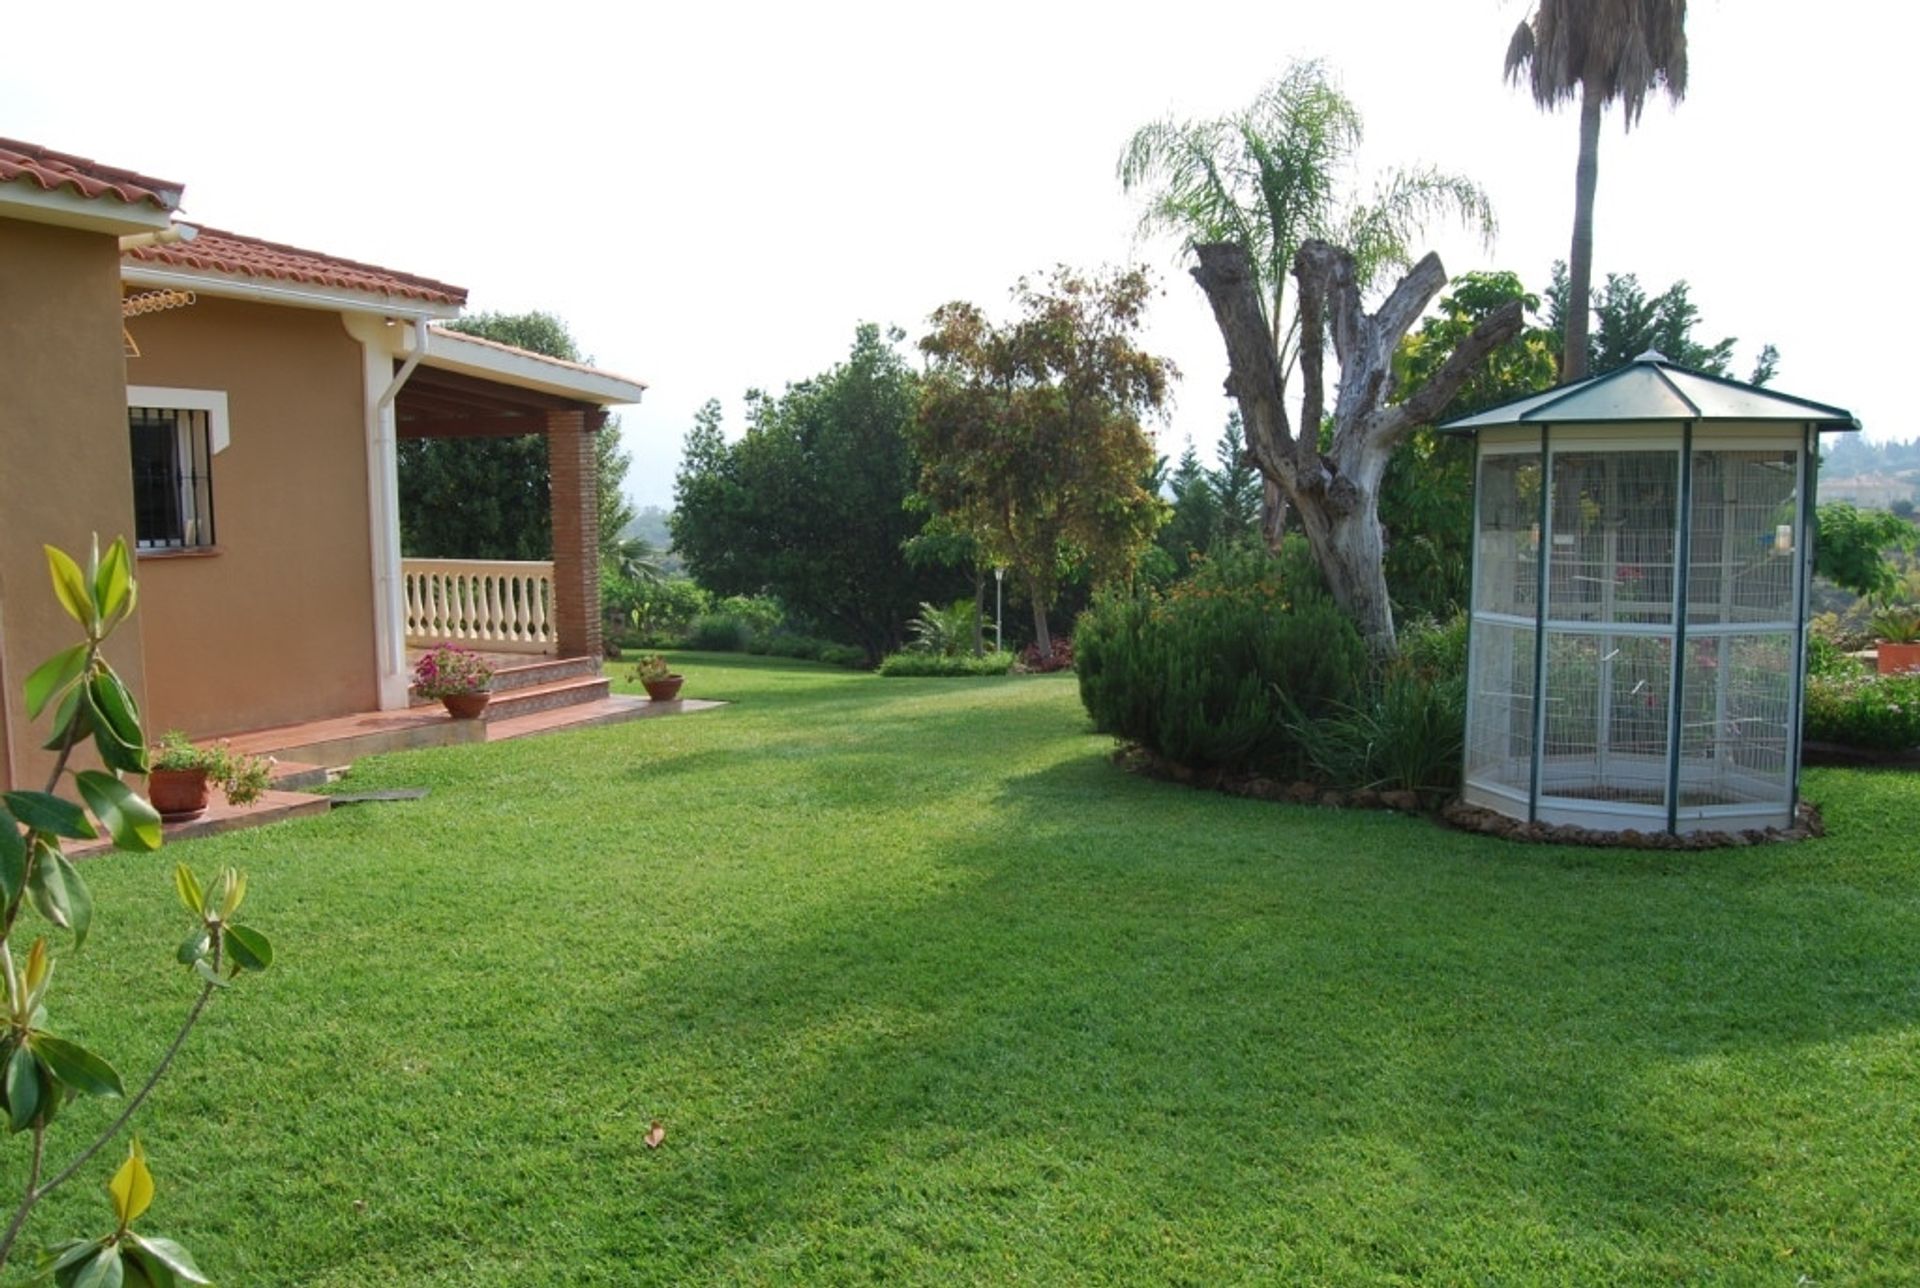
129 407 216 550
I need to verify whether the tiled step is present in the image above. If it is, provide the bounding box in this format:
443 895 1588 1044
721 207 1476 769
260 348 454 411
480 675 611 721
408 655 601 707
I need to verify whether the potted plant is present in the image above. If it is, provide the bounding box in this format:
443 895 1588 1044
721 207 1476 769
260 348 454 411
148 731 274 821
1873 602 1920 675
413 643 496 718
632 653 684 702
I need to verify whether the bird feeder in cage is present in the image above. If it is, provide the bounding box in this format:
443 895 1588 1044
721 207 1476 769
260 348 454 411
1436 351 1858 836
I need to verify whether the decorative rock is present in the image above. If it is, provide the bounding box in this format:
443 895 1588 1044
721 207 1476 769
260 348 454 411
1348 788 1382 810
1381 790 1422 813
1285 781 1320 805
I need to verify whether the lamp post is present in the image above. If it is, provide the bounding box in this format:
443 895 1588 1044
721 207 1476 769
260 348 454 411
993 566 1005 652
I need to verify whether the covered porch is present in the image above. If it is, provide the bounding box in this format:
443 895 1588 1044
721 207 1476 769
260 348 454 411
377 327 647 708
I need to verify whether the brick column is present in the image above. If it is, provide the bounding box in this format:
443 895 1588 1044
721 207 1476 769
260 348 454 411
546 408 601 659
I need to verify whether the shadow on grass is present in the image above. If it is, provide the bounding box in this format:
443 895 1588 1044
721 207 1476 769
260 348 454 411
565 753 1920 1281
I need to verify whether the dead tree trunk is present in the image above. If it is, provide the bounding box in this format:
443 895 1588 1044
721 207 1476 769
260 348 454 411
1191 239 1522 655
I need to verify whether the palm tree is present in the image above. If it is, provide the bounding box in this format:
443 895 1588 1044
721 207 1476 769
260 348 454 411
1506 0 1688 382
1119 60 1494 545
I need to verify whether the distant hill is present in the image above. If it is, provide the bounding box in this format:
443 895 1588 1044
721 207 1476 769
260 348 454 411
1821 437 1919 511
622 504 673 550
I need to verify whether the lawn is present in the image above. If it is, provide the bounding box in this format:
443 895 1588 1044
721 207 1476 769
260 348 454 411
16 653 1920 1284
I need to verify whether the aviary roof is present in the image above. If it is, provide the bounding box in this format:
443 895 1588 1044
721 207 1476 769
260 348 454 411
1436 351 1858 433
0 138 183 211
124 226 468 307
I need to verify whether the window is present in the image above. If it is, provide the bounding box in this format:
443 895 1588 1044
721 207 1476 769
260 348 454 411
125 388 228 552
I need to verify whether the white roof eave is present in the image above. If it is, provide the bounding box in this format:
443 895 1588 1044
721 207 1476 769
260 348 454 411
421 329 648 408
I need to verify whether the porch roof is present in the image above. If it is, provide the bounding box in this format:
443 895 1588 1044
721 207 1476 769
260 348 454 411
397 330 647 439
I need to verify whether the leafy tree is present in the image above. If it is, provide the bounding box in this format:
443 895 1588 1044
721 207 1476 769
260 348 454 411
1546 263 1774 381
1506 0 1689 381
1210 412 1264 544
1380 271 1560 621
1815 503 1919 598
914 267 1173 654
671 326 944 660
1157 444 1222 567
1120 60 1493 543
399 310 635 565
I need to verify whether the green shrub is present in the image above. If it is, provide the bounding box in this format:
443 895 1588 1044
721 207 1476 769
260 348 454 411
684 613 755 652
1399 613 1468 681
1807 632 1862 680
877 650 1015 677
757 631 867 669
1804 671 1920 751
1074 540 1368 776
908 599 979 656
716 593 785 639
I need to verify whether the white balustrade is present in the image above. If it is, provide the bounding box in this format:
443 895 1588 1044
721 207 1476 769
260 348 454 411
402 559 556 654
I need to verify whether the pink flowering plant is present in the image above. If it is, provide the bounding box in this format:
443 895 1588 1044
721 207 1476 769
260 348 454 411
412 644 495 699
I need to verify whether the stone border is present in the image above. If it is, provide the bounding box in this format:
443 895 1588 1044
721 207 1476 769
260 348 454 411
1114 745 1824 850
1438 798 1824 850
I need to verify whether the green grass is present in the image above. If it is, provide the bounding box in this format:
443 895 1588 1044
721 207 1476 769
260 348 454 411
17 653 1920 1284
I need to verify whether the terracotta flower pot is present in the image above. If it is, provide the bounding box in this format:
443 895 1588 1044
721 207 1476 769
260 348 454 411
148 768 211 822
442 691 492 720
1878 641 1920 675
642 675 685 702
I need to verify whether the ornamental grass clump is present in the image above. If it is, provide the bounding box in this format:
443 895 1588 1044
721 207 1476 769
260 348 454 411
411 644 494 698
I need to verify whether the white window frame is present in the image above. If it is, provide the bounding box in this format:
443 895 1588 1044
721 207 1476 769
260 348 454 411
126 387 229 552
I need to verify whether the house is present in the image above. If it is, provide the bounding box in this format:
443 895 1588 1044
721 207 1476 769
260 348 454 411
0 139 647 790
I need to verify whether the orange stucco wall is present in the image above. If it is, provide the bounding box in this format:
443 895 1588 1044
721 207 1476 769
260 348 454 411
0 218 149 790
123 295 377 737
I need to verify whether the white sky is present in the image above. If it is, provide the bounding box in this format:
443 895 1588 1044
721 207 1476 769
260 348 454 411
6 1 1909 509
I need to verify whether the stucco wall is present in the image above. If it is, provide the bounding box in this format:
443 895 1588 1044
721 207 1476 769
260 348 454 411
124 295 376 737
0 218 149 790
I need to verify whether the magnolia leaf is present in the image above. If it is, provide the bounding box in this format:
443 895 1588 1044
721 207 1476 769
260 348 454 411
23 645 90 722
71 1244 125 1288
46 1238 104 1274
83 689 146 778
221 871 247 919
191 960 228 990
6 1044 40 1131
27 846 72 932
0 805 25 905
94 538 134 626
44 546 96 630
33 1035 125 1098
73 772 161 854
176 929 210 967
108 1138 155 1228
3 791 96 841
172 866 203 920
222 923 272 973
41 686 93 753
128 1235 210 1285
645 1120 666 1149
74 771 162 854
54 853 94 949
24 937 50 996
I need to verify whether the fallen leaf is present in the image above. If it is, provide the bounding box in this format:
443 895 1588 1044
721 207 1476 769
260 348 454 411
645 1120 666 1150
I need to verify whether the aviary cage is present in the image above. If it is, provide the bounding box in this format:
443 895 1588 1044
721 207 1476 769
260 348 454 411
1437 352 1857 835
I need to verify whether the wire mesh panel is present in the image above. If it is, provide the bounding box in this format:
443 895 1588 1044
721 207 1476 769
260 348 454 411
1686 449 1800 626
1466 619 1534 797
1538 631 1672 805
1473 452 1542 618
1676 631 1794 810
1547 451 1678 626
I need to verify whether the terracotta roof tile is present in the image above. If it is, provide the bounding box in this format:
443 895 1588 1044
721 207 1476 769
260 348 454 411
125 226 468 307
0 138 183 211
